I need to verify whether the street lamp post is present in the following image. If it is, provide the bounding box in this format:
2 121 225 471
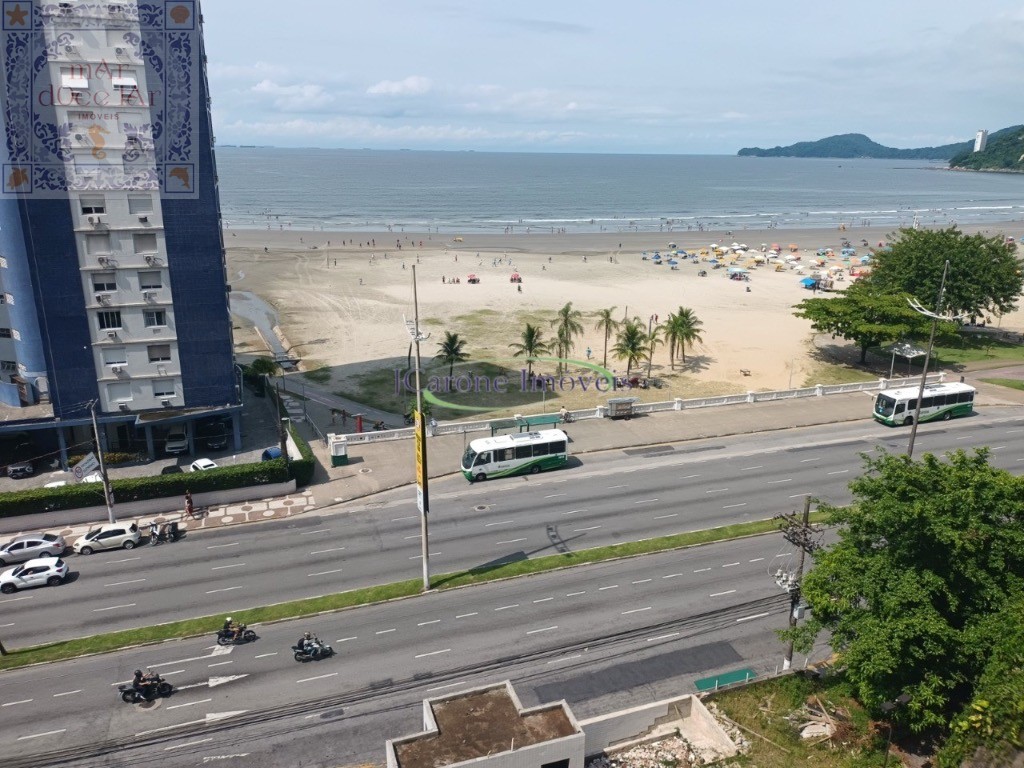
880 693 912 768
89 400 117 524
405 266 432 591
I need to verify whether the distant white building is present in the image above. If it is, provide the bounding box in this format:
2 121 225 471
974 130 989 153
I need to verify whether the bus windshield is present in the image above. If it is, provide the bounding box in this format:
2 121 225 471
461 447 477 470
875 394 896 417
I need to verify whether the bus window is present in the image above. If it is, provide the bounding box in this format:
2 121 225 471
515 445 532 459
959 391 973 403
922 397 934 409
549 440 566 454
908 400 917 411
894 403 905 415
533 443 549 456
474 452 491 466
498 448 514 462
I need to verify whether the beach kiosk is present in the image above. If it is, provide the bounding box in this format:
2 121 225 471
327 433 349 466
606 396 639 420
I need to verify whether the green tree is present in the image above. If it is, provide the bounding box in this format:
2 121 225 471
793 280 941 364
550 302 584 374
787 449 1024 733
434 331 469 378
611 320 647 375
664 307 704 366
593 307 620 368
645 322 662 377
247 356 279 376
866 227 1023 320
508 323 550 377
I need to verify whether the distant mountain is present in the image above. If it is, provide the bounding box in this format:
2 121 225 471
737 133 970 160
949 126 1024 172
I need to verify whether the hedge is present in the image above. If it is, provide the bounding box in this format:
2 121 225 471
0 459 290 519
287 423 316 487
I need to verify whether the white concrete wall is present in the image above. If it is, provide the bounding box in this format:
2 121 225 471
580 696 690 756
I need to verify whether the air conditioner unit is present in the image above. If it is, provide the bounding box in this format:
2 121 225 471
143 291 154 300
118 402 130 411
114 46 127 55
106 330 117 339
110 365 122 373
161 398 171 407
138 215 149 223
74 133 88 144
88 215 104 226
95 294 109 305
97 257 110 266
63 43 78 54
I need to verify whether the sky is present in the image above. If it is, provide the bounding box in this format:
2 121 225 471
201 0 1024 155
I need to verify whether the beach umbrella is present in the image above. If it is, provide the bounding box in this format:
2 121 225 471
668 242 677 248
800 277 817 287
668 259 678 265
708 258 719 265
771 243 781 251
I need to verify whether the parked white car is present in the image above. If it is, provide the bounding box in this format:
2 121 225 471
73 523 141 555
0 557 69 593
165 428 189 455
190 458 218 472
0 533 67 565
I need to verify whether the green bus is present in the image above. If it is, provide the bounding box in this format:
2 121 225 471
873 382 975 426
461 429 569 482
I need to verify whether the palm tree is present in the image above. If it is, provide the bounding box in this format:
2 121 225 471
593 307 619 368
508 323 550 377
435 331 469 378
611 320 648 376
646 321 663 378
550 302 584 374
670 307 704 365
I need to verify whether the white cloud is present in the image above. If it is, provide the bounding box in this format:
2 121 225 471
250 80 335 111
366 76 433 96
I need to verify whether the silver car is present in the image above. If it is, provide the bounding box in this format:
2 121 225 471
0 533 67 566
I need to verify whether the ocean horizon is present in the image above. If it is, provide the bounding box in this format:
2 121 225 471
215 147 1024 235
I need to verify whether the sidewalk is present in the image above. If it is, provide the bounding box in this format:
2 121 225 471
3 366 1022 543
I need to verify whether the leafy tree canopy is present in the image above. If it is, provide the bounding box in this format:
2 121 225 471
247 357 279 376
789 449 1024 733
866 227 1023 319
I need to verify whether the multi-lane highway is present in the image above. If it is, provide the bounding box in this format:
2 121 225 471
3 408 1023 646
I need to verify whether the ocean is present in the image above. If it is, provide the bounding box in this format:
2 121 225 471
214 148 1023 235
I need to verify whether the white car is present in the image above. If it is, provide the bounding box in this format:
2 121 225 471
165 429 189 455
73 523 141 555
0 533 67 565
190 458 218 472
0 557 69 593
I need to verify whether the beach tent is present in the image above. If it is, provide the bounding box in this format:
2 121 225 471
728 267 748 274
667 258 678 266
800 277 818 288
668 242 677 249
708 258 719 265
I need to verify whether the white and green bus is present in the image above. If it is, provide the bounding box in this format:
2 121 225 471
461 429 569 482
873 382 975 426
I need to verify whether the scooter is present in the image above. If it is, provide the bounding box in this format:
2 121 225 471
216 625 258 645
119 674 173 703
292 637 334 662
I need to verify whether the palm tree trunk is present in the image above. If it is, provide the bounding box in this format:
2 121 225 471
603 330 609 368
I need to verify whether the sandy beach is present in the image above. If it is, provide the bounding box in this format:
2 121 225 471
224 222 1024 408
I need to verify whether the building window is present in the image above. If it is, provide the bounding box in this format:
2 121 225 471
98 311 122 330
138 270 162 290
101 347 127 366
0 360 16 372
147 344 171 362
86 233 111 255
108 382 132 403
92 272 117 292
128 194 153 215
0 293 5 304
133 232 158 253
143 309 166 328
2 294 10 305
0 328 11 338
80 196 105 214
153 379 175 398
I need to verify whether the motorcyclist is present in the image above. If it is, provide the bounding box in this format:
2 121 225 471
297 631 312 653
132 669 156 696
224 616 242 642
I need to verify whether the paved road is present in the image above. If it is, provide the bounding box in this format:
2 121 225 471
0 535 828 767
4 409 1023 645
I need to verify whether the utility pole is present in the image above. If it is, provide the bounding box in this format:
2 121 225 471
90 400 117 524
774 495 820 670
906 260 951 459
406 265 431 591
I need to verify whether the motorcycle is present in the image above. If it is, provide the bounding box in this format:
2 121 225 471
119 674 173 703
216 625 257 645
292 637 334 662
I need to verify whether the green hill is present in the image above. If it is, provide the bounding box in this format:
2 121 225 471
949 125 1024 172
737 133 969 160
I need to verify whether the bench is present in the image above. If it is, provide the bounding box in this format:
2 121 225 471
740 369 751 376
516 414 563 432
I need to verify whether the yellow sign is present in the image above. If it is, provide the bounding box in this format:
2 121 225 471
413 411 427 507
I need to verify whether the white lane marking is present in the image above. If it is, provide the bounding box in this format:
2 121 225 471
414 648 451 659
710 589 737 597
827 470 849 476
167 698 212 710
723 503 747 509
409 552 442 559
18 728 66 741
634 498 658 505
165 738 213 751
254 652 278 659
705 488 729 494
544 493 566 498
1006 429 1024 434
337 636 358 643
991 445 1006 451
307 568 344 577
484 520 515 527
789 492 814 498
632 579 652 584
800 458 816 463
208 661 233 668
103 578 146 587
722 562 740 568
296 672 338 684
547 654 582 664
622 607 652 615
526 626 558 635
566 591 586 597
749 557 765 562
774 552 793 558
654 513 679 519
693 567 711 573
211 563 246 571
533 597 554 603
205 586 242 595
456 613 478 619
496 538 528 545
662 573 684 579
767 478 793 484
682 474 701 479
53 690 81 697
0 622 14 627
404 535 421 540
427 681 470 692
418 620 441 626
376 628 396 635
574 525 602 532
598 585 619 591
300 529 331 535
207 542 239 550
310 547 345 555
608 485 627 489
92 603 136 612
494 604 519 611
647 632 680 642
565 509 587 514
105 556 140 563
0 596 33 604
3 699 32 707
391 515 417 522
955 435 970 440
737 612 772 623
741 465 763 471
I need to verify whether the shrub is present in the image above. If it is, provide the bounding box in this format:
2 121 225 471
67 452 144 467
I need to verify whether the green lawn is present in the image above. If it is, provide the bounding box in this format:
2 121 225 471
933 335 1024 366
980 377 1024 392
